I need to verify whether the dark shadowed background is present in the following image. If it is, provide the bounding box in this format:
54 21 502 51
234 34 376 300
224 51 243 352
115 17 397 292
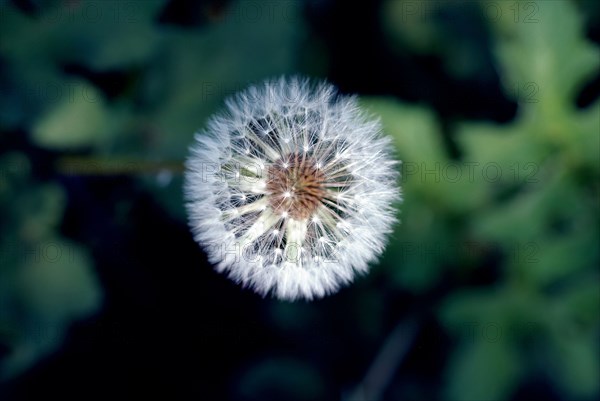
1 0 599 400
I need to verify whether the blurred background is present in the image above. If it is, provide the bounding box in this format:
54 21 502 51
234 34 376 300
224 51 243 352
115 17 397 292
0 0 599 400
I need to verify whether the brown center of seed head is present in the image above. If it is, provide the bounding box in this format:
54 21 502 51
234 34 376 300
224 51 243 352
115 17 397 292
266 153 326 220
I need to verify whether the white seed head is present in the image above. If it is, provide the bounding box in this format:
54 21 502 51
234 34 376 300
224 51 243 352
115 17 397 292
184 77 401 301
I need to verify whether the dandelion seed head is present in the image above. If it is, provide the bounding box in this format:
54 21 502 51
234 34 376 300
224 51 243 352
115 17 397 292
184 76 401 301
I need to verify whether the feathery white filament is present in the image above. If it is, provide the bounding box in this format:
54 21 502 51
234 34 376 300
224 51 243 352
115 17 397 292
184 77 400 301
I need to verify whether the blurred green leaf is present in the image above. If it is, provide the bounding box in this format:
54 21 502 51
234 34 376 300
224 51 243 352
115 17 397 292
236 358 325 401
445 340 522 401
0 153 102 380
490 0 600 117
456 0 600 296
31 80 114 149
362 99 461 291
362 98 445 164
440 287 546 400
545 277 600 399
0 0 166 69
575 101 600 172
553 277 600 330
549 332 600 398
14 238 101 321
440 286 545 334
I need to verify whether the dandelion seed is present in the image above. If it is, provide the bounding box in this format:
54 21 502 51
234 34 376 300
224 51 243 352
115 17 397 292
184 77 400 301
